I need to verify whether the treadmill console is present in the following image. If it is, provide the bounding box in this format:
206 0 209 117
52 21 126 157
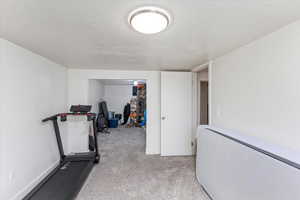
70 105 92 113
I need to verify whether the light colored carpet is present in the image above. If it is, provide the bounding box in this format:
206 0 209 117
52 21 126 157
77 128 209 200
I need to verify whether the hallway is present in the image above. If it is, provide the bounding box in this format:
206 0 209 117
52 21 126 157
77 128 209 200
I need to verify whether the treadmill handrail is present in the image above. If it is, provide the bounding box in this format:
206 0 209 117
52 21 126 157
42 112 96 122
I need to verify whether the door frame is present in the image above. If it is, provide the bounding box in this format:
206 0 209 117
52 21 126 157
68 69 161 155
191 62 212 153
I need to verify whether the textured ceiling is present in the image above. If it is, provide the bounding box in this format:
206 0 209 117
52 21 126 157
2 0 300 70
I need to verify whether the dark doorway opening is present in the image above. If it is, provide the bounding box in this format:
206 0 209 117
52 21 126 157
200 81 209 125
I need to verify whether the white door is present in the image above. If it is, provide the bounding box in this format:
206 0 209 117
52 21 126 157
161 72 193 156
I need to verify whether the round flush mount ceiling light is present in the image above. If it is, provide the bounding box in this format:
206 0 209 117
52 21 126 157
128 6 171 34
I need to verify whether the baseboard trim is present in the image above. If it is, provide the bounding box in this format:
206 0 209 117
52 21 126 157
200 185 213 200
10 160 60 200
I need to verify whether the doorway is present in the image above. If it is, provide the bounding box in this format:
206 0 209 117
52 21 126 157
87 79 147 153
200 81 209 125
196 68 209 126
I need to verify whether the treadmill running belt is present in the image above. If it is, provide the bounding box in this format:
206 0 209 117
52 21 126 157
26 161 93 200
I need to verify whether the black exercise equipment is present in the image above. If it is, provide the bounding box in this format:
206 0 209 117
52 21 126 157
23 105 100 200
96 101 110 133
122 103 131 125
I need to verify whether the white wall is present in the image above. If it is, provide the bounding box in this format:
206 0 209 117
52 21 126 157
0 39 5 198
88 79 104 113
104 85 133 115
0 39 68 200
67 79 105 154
211 20 300 152
68 69 161 154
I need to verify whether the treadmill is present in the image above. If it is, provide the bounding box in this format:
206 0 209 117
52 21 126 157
24 105 100 200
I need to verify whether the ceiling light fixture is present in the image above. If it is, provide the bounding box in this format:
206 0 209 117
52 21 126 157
128 6 171 34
